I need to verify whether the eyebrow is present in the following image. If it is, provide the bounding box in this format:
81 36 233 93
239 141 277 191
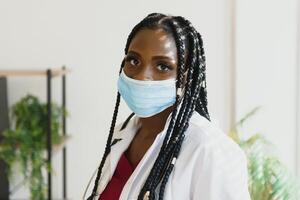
128 50 175 61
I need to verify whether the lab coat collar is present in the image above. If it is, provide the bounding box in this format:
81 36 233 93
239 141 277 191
109 102 181 178
115 99 184 142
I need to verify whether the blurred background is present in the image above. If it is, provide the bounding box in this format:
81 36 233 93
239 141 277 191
0 0 299 199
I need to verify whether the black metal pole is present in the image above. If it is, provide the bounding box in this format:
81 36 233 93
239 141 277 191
47 69 52 200
0 77 9 199
62 66 67 199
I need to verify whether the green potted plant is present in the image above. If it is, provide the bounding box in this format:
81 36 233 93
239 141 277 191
229 106 300 200
0 94 68 200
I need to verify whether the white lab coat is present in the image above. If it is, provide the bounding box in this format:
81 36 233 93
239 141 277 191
83 110 251 200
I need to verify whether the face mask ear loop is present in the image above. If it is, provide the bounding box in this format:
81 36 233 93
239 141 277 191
176 88 183 97
176 86 185 103
177 70 188 102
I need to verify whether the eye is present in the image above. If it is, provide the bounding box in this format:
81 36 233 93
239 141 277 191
125 55 139 66
157 63 172 72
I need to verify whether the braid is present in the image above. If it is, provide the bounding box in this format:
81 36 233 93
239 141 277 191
87 92 121 199
174 16 210 121
87 59 127 199
87 12 211 200
144 18 196 196
137 18 188 197
157 18 203 199
196 32 210 120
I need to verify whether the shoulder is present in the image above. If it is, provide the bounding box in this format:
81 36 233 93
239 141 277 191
185 111 246 161
182 111 248 182
185 112 251 199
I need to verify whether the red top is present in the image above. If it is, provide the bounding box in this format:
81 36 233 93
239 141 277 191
99 151 139 200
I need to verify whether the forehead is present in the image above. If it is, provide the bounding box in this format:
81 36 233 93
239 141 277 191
128 28 177 59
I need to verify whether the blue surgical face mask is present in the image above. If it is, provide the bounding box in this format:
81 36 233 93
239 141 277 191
117 69 177 118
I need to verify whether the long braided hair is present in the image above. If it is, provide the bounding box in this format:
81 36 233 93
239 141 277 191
87 13 210 200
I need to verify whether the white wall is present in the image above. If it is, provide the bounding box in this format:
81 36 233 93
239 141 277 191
296 0 300 178
0 0 230 199
235 0 299 176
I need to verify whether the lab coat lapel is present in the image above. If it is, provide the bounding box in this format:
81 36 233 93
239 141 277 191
96 115 141 196
109 116 141 176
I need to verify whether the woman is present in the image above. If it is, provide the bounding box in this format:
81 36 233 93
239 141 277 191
83 13 251 200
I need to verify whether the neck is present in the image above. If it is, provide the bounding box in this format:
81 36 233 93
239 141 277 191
136 104 175 140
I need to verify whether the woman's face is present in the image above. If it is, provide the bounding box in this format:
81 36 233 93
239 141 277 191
123 28 178 81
